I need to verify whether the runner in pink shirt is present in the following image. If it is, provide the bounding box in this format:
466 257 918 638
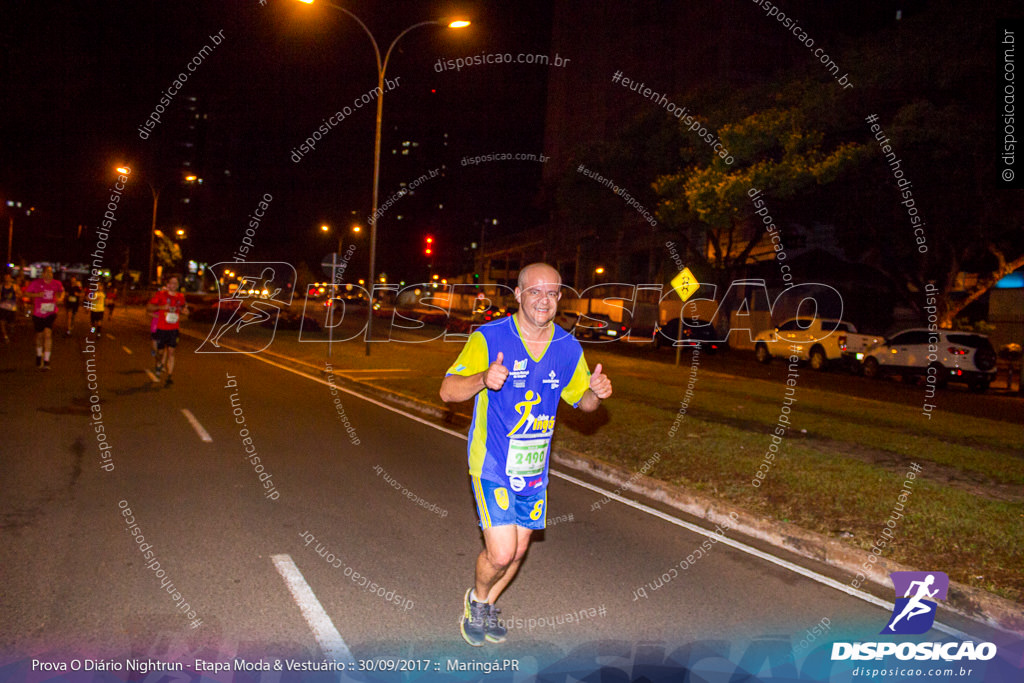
23 266 65 369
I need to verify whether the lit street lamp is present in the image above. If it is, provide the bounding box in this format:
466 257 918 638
320 222 362 259
297 0 469 354
4 200 34 267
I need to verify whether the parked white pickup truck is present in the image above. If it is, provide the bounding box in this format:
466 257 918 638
753 317 882 371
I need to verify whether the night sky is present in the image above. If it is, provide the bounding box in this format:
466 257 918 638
2 0 555 281
0 0 1002 286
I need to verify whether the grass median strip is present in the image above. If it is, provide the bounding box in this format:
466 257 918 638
364 346 1023 603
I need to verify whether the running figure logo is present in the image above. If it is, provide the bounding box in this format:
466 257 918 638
882 571 949 635
197 262 295 354
507 391 543 436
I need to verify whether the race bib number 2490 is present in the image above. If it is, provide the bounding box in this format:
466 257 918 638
506 438 550 479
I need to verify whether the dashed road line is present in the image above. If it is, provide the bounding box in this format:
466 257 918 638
181 408 213 442
271 554 353 662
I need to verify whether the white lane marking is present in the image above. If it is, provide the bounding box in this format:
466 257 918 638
145 369 158 382
237 348 986 641
122 346 133 355
181 408 213 442
551 468 976 642
271 554 353 662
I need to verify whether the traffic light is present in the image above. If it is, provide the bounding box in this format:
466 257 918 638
424 235 434 256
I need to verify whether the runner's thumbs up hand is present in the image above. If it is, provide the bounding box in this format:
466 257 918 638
484 351 509 391
590 363 613 400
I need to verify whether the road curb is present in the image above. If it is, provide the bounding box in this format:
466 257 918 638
549 448 1024 636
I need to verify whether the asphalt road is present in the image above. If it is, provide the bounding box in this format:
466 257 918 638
0 311 1016 680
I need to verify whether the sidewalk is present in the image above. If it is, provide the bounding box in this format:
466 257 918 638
143 304 1024 635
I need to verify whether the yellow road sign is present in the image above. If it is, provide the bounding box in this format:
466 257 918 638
671 267 699 301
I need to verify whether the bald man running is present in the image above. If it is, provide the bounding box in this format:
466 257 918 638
441 262 613 646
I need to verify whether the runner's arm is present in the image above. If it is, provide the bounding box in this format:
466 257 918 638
563 357 611 412
440 371 487 403
440 332 496 402
578 389 603 413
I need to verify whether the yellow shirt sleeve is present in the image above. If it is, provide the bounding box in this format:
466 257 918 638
560 352 591 407
446 331 489 376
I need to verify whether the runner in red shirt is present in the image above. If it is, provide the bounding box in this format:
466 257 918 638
146 274 188 387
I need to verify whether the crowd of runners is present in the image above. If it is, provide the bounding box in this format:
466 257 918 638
2 267 186 386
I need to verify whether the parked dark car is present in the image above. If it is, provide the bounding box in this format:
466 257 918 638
554 311 581 334
654 319 727 353
574 313 628 341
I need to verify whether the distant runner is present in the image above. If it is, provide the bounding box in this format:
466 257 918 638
440 262 612 646
105 283 118 318
23 266 64 370
1 272 21 342
86 282 105 336
63 276 83 336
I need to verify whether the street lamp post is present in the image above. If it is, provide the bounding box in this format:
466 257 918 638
118 167 197 288
147 184 160 286
116 166 161 287
298 0 468 355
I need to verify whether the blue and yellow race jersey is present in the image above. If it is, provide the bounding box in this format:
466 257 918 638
446 316 591 493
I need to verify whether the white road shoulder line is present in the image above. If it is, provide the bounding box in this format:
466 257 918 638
271 554 353 662
239 350 467 439
337 368 412 373
180 408 213 442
